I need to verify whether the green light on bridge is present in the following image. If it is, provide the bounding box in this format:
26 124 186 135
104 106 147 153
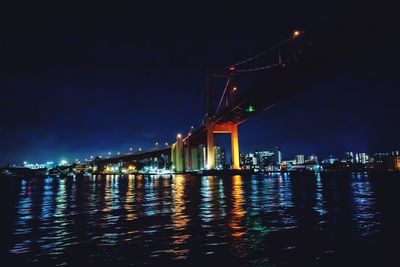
246 105 255 113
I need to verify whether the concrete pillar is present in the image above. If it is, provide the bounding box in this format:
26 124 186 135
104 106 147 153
207 126 215 170
191 147 199 170
231 124 240 170
176 134 184 172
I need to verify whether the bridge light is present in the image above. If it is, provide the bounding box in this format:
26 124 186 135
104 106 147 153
90 155 94 159
177 133 182 138
229 66 236 71
233 86 237 92
108 152 111 155
293 30 301 38
139 148 142 151
246 104 255 113
117 152 120 155
130 148 133 151
165 142 169 146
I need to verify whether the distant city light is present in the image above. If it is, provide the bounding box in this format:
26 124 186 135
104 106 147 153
108 152 111 155
60 159 68 166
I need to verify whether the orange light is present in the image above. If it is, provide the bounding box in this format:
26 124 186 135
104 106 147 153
128 165 136 171
293 30 301 38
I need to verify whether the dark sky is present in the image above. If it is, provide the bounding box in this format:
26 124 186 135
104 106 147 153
1 2 399 166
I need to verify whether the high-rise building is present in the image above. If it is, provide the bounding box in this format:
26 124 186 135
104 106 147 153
214 145 226 170
295 155 305 164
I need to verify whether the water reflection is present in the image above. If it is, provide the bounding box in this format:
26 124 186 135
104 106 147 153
5 172 391 266
170 175 189 259
229 175 245 237
10 179 33 254
315 173 327 217
351 173 379 237
124 175 136 221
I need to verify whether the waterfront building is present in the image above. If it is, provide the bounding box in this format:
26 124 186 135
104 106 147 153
214 145 226 170
295 155 305 165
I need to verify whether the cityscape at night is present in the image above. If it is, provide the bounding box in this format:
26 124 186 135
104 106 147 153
1 2 400 267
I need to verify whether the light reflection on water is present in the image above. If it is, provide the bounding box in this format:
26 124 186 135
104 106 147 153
4 172 391 266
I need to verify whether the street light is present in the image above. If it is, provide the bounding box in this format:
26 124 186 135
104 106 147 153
293 30 302 38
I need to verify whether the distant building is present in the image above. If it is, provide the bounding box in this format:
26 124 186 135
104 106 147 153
241 153 257 170
254 147 281 171
307 154 318 164
346 151 354 163
295 155 305 165
214 145 226 170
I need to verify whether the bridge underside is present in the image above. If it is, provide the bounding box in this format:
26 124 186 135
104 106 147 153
172 38 321 172
79 147 172 174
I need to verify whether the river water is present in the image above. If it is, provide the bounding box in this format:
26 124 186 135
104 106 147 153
1 172 398 266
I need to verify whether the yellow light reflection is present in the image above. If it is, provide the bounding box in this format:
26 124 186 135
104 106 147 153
170 175 190 259
125 175 137 221
229 175 245 237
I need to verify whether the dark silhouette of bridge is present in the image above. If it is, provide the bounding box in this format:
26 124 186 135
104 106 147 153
80 30 323 174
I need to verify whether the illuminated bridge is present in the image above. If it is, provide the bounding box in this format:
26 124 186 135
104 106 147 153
80 30 323 174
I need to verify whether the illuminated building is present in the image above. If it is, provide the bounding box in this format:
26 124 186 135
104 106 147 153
346 151 354 163
295 155 305 164
214 145 226 170
254 148 281 171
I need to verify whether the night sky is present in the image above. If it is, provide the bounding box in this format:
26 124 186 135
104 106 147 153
1 2 399 166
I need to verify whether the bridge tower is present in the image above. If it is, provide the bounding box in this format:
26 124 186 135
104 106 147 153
205 67 240 170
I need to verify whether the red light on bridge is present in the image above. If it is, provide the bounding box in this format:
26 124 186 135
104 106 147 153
232 86 237 92
229 66 236 71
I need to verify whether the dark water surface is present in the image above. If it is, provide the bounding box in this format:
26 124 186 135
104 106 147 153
1 172 399 266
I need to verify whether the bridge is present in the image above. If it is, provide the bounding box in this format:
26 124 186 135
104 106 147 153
77 30 320 174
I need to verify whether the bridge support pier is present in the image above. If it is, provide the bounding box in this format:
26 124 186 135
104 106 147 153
207 126 215 170
206 123 240 170
231 124 240 170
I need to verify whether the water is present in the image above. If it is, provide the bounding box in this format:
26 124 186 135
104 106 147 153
1 172 399 266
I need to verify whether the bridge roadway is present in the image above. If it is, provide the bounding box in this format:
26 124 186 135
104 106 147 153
80 147 172 172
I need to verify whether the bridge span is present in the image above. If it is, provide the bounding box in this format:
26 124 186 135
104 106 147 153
75 30 319 175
